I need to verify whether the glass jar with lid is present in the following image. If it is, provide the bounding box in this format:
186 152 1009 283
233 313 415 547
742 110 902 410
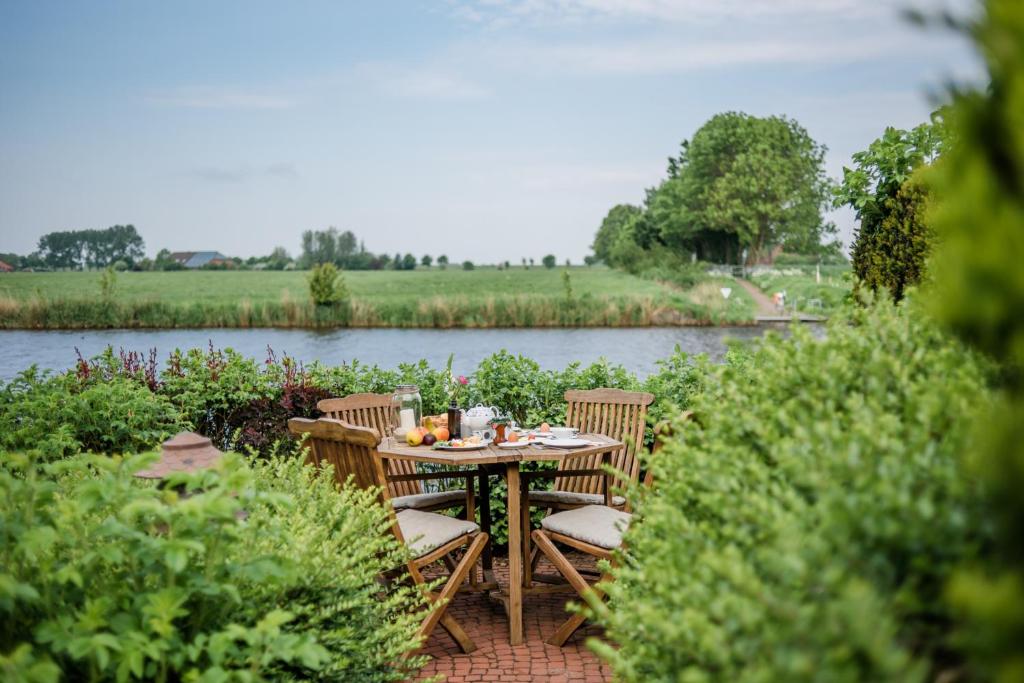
391 384 422 438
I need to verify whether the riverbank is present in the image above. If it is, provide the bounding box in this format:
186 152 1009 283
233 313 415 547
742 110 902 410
0 268 757 329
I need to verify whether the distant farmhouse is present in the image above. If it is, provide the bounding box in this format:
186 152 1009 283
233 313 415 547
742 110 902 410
169 251 229 269
0 260 13 272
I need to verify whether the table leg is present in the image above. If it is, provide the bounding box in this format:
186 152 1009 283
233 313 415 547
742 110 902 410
505 462 524 645
478 466 493 572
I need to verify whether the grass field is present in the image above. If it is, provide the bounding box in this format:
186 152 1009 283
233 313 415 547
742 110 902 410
0 266 757 329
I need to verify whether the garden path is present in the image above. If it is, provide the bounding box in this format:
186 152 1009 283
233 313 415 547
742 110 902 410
418 553 611 682
735 278 778 317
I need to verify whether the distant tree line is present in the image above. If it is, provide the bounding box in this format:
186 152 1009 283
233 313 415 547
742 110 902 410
298 227 447 271
592 112 844 271
15 225 147 270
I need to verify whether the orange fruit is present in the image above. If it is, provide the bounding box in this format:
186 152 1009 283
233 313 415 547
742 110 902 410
432 427 450 441
507 431 520 442
540 422 551 433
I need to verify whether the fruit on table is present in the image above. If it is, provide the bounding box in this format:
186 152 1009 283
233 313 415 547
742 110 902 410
406 430 424 446
433 427 450 441
539 422 551 433
507 431 520 442
422 433 437 446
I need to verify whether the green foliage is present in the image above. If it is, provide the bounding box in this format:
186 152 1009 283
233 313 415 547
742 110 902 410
852 175 933 301
0 449 427 681
836 119 944 301
307 263 348 307
98 266 117 300
593 204 642 264
542 254 556 269
461 261 474 271
592 301 992 681
925 1 1024 679
0 369 184 459
36 225 145 270
663 112 834 262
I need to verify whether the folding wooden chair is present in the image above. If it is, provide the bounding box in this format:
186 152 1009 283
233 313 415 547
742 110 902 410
521 388 654 584
318 393 478 514
288 417 489 653
530 419 675 646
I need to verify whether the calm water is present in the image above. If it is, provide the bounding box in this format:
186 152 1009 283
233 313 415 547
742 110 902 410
0 326 805 381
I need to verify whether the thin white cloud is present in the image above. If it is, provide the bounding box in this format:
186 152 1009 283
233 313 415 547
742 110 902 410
354 62 490 100
477 32 922 76
516 163 659 192
189 163 298 183
449 0 898 25
146 86 294 110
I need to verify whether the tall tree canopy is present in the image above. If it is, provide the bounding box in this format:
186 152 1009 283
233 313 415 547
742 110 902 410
656 112 834 263
36 225 144 269
593 112 835 268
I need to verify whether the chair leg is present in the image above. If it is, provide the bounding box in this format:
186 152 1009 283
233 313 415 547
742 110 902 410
521 487 533 587
416 532 489 652
531 530 609 646
438 612 476 653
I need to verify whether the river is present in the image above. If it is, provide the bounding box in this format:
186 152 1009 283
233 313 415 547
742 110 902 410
0 325 812 381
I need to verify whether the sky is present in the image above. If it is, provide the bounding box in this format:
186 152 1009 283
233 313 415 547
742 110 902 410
0 0 980 263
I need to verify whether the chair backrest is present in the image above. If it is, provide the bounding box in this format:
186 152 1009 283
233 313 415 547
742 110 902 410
287 417 389 501
556 388 655 494
318 393 422 498
288 417 408 547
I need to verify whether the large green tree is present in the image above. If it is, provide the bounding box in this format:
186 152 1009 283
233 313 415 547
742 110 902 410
835 119 944 301
654 112 833 264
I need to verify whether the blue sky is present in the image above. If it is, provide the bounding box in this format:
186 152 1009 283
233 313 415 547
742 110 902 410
0 0 978 262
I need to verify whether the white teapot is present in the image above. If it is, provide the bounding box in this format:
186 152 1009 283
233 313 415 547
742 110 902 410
461 404 498 434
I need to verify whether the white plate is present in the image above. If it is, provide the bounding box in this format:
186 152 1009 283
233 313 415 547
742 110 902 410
545 438 589 448
497 441 526 449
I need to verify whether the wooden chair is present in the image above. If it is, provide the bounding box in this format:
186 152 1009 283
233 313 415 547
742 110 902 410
530 419 675 646
288 417 489 653
318 393 477 513
521 389 654 585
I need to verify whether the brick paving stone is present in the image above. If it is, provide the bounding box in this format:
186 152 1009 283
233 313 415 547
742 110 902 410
415 554 612 682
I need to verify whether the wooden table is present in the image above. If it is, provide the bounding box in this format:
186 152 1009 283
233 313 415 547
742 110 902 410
377 434 624 645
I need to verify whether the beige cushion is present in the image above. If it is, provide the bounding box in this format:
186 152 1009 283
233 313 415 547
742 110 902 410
397 509 479 557
529 490 626 507
391 489 468 510
540 505 632 550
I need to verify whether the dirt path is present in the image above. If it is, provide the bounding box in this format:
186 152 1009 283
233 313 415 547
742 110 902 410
735 278 777 317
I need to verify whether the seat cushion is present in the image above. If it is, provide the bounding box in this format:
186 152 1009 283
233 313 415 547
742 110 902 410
397 509 479 558
391 489 469 510
529 490 626 507
540 505 632 550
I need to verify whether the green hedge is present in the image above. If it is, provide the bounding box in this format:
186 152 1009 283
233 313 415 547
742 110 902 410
591 300 992 681
1 345 712 545
0 450 427 681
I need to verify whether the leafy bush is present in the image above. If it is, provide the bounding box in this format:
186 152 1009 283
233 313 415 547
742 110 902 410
0 369 184 460
592 300 992 681
926 1 1024 678
307 263 347 306
0 449 427 681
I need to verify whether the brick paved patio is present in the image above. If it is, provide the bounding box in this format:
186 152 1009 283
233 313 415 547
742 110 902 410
416 553 613 682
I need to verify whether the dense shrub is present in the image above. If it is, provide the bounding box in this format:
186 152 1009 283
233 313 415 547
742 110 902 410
0 449 427 681
307 263 348 306
926 0 1024 677
0 369 184 459
592 301 992 681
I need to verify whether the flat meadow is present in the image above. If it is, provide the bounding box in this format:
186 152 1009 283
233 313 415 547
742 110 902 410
0 266 756 328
